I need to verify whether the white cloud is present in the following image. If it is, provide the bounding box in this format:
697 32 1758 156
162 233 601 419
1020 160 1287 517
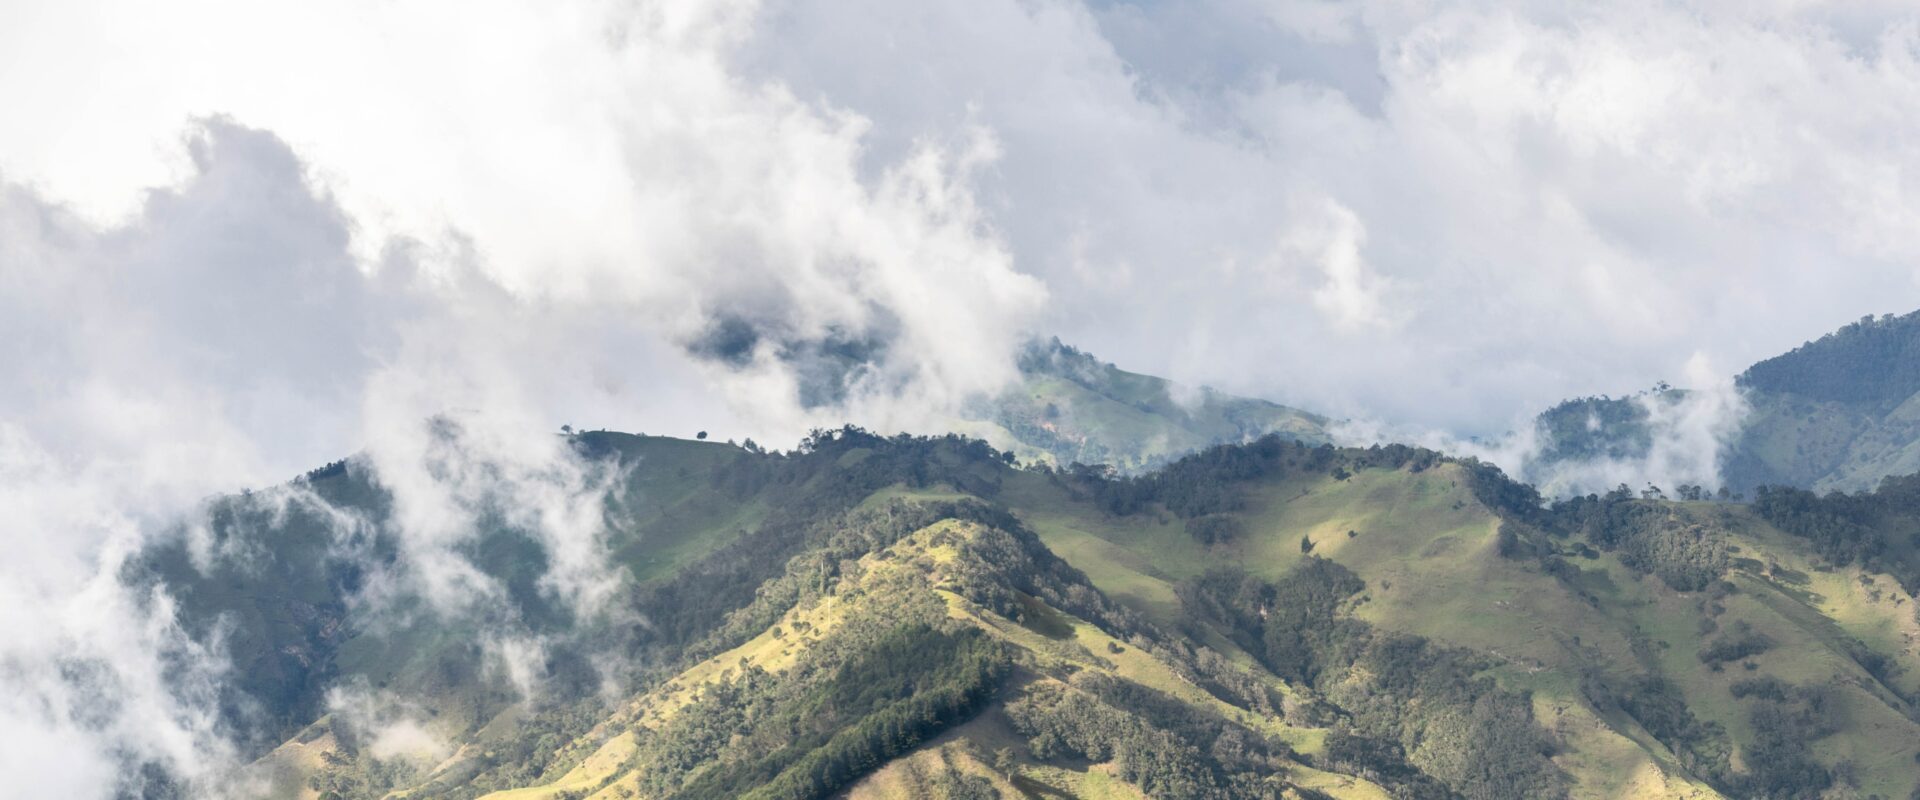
1289 199 1392 331
1336 352 1751 497
747 0 1920 429
5 0 1920 793
0 0 1047 442
324 684 450 762
10 0 1916 437
0 4 1051 791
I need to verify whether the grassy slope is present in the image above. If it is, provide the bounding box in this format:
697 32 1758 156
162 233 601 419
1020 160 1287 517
252 437 1920 800
1724 309 1920 494
1733 390 1920 494
1002 466 1696 798
1003 463 1920 799
455 510 1387 800
235 434 774 799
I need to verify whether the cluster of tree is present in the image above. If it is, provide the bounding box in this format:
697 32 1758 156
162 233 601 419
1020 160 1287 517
308 745 424 800
665 624 1010 800
1547 491 1732 591
1168 643 1290 720
1731 679 1841 798
1315 727 1450 798
1480 478 1739 595
616 596 1007 800
1532 395 1656 464
1047 435 1443 535
587 483 1176 799
298 457 353 483
1588 671 1836 798
1753 475 1920 593
1738 310 1920 405
124 479 377 758
1178 559 1567 800
1697 620 1774 670
1005 679 1304 800
1185 514 1243 546
1014 336 1111 383
1583 672 1730 782
1176 560 1366 686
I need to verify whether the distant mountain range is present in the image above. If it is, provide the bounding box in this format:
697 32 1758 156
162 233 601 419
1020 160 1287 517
121 311 1920 800
1534 310 1920 494
957 339 1330 474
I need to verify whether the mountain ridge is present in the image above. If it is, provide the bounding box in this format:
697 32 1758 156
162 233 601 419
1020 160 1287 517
128 424 1920 800
103 311 1920 800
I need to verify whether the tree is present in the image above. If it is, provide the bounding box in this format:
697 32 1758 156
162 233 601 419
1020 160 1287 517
697 430 709 440
1300 534 1315 554
993 747 1017 775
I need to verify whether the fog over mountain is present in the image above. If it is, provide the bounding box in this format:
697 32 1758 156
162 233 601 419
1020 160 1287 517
6 1 1920 797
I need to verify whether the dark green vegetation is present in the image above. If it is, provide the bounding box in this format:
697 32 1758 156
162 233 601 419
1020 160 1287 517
1534 394 1663 466
1753 473 1920 594
1180 560 1563 799
1535 309 1920 495
119 416 1920 800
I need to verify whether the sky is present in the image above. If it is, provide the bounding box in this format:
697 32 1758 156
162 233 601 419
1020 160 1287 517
5 0 1920 795
6 0 1920 465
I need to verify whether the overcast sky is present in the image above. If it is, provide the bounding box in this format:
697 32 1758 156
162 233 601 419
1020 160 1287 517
7 0 1920 470
8 0 1920 794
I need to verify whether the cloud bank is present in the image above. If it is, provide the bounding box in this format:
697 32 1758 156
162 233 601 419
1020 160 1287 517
4 0 1920 795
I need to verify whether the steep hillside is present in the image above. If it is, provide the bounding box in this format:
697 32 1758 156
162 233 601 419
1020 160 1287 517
136 428 1920 800
960 339 1330 473
1728 311 1920 493
1533 310 1920 495
1021 441 1920 799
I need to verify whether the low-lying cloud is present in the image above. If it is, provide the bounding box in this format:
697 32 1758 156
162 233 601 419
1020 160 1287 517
4 0 1920 795
1337 353 1752 497
0 83 1038 800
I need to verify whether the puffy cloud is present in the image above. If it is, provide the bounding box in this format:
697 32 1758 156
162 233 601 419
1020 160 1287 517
1341 352 1751 498
748 0 1920 431
1290 199 1393 332
0 123 368 797
322 684 450 763
5 0 1920 794
0 0 1047 441
11 0 1918 439
0 2 1049 791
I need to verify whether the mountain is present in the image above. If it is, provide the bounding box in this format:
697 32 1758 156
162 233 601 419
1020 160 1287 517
139 427 1920 800
1727 312 1920 493
958 339 1330 474
1533 310 1920 495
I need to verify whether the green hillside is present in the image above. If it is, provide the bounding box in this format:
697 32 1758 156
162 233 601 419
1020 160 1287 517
1533 310 1920 495
1728 312 1920 493
134 426 1920 800
959 339 1330 474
